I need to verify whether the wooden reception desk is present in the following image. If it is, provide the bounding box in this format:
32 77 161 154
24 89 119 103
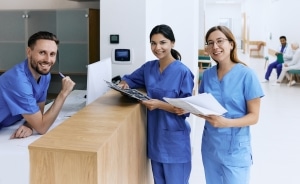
29 90 153 184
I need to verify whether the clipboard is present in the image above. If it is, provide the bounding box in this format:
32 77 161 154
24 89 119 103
105 80 151 101
277 53 284 63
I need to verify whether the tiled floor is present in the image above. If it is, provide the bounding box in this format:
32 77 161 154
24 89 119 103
189 50 300 184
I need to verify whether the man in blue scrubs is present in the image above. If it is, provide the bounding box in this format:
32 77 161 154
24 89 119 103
0 31 75 138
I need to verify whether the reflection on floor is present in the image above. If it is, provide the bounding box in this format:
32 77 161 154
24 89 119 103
189 50 300 184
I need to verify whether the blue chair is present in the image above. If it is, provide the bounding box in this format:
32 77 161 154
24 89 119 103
198 60 211 84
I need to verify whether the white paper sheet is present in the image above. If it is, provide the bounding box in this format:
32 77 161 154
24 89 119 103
163 93 227 116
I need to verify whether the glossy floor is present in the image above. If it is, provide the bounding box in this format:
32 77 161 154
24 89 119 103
189 51 300 184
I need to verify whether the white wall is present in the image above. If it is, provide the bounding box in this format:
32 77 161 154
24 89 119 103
145 0 200 75
145 0 162 61
159 0 199 76
279 1 300 44
244 0 269 42
198 0 206 50
268 0 300 46
243 0 300 56
100 0 146 78
204 0 300 56
101 0 199 80
205 4 242 48
100 0 200 149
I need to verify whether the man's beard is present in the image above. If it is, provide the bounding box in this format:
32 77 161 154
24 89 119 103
30 57 51 75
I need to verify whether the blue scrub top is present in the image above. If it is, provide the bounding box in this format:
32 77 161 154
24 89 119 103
122 59 194 163
0 59 50 129
199 63 264 166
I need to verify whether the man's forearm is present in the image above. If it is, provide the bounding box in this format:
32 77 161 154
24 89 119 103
40 91 68 133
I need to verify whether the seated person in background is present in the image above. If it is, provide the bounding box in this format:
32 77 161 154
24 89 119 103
0 31 75 139
273 42 300 86
262 36 294 82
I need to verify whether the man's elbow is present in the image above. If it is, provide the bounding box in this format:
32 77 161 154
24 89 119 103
38 131 47 135
34 127 49 135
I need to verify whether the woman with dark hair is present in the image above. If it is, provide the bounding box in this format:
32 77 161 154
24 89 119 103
119 24 194 184
197 26 264 184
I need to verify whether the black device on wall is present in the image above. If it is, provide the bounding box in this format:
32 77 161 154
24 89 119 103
112 49 133 64
110 34 119 44
115 49 130 61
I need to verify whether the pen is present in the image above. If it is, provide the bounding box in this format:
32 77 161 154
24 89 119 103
59 72 65 78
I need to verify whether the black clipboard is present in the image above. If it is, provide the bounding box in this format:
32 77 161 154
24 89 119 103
105 80 151 101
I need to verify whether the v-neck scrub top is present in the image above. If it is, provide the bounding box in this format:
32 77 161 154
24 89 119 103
0 59 50 129
199 63 264 167
122 59 194 163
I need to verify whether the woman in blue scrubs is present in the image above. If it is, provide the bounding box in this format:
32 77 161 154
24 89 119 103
119 24 194 184
197 26 264 184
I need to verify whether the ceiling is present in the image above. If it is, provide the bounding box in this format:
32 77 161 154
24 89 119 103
69 0 99 2
205 0 245 5
70 0 245 4
69 0 244 4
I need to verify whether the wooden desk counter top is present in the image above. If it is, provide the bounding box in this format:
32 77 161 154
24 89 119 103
29 90 152 184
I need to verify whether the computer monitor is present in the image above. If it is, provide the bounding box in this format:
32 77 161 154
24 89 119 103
86 57 112 105
111 48 133 64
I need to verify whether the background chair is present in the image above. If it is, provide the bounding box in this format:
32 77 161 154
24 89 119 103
198 58 211 84
198 49 211 84
264 56 269 69
250 42 264 58
287 69 300 85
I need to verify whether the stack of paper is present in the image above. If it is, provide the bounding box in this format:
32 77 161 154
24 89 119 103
163 93 227 116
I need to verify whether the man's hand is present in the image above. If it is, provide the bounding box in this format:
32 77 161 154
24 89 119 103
10 125 33 139
61 76 76 96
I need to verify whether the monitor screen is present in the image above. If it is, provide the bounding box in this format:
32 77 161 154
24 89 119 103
112 49 133 64
115 49 130 61
86 57 112 105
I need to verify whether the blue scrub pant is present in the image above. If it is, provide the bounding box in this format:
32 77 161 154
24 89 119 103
265 61 282 80
151 160 191 184
202 154 250 184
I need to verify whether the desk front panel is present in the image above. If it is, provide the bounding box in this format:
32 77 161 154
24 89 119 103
29 90 152 184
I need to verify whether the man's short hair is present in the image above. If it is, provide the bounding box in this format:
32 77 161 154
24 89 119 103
279 36 286 40
28 31 59 49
